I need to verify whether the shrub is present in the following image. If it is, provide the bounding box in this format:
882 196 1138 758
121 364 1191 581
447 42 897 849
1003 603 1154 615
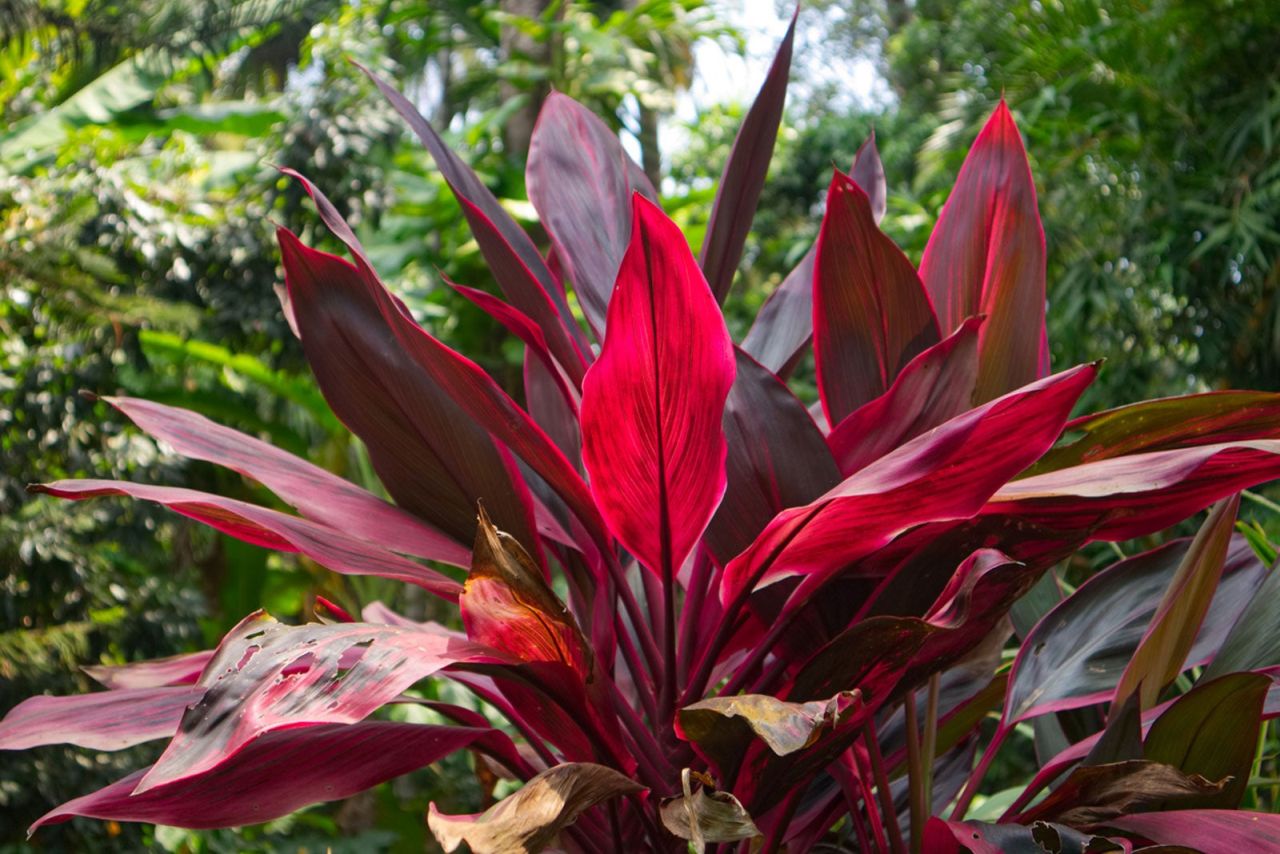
8 15 1280 853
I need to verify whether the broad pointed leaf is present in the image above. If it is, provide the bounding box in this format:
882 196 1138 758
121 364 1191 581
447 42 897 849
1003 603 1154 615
1003 536 1264 724
0 686 201 750
31 722 484 833
462 506 592 679
84 649 213 689
700 9 796 304
705 347 840 565
1114 495 1240 709
30 480 463 599
660 769 761 852
814 169 940 424
524 346 582 470
357 65 588 382
427 762 643 854
1104 808 1280 847
527 91 646 335
103 395 467 565
1010 760 1225 826
136 611 502 793
1206 551 1280 679
919 101 1047 403
580 194 736 577
740 135 885 377
827 316 981 476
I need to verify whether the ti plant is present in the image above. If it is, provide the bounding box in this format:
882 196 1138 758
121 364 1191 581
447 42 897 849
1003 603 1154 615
10 13 1280 853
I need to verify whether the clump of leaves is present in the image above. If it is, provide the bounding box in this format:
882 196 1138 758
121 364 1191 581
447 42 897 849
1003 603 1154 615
9 12 1280 852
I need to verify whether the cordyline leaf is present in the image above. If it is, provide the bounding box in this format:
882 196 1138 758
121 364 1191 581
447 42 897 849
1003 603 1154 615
1206 550 1280 678
677 691 859 780
1002 536 1264 724
987 439 1280 542
1143 672 1271 809
462 505 593 679
1027 390 1280 476
922 818 1121 854
741 134 886 377
282 174 610 553
660 769 761 852
580 194 736 578
524 346 583 470
135 611 503 793
1011 760 1226 826
0 686 201 750
84 649 213 689
1103 808 1280 848
920 101 1047 403
813 169 940 424
1114 494 1240 710
31 722 485 834
427 762 643 854
704 347 840 565
720 364 1095 604
29 480 463 600
280 227 542 554
356 64 589 383
526 91 653 336
827 316 981 476
102 395 468 566
700 8 796 304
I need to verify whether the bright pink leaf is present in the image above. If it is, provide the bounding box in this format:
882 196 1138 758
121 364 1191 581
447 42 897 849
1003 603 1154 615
0 687 201 751
84 650 213 689
919 101 1048 403
31 722 485 833
30 480 463 599
580 194 736 577
814 169 940 424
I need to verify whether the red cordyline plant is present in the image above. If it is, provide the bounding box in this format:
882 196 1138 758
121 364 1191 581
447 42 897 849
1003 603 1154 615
10 14 1280 853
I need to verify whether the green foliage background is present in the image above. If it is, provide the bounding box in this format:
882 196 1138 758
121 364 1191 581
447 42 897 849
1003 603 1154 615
1 0 1277 849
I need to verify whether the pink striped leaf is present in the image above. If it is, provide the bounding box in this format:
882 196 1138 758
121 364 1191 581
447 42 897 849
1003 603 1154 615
103 395 467 566
919 101 1048 403
31 480 463 599
527 91 653 335
135 611 505 793
31 721 485 833
700 8 796 304
84 649 213 689
814 169 940 424
0 686 201 751
1104 808 1280 846
580 194 736 578
720 364 1095 604
827 316 981 476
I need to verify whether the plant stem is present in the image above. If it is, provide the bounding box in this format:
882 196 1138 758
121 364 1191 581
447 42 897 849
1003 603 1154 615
851 745 891 854
865 726 907 854
677 549 715 683
904 691 926 854
949 722 1011 820
922 674 941 817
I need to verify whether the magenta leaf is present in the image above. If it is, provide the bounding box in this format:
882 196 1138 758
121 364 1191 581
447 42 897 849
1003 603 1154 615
827 316 981 476
83 649 213 689
1104 808 1280 847
704 348 840 565
922 818 1116 854
919 101 1048 403
721 364 1095 603
580 194 736 578
135 611 503 792
356 65 589 382
0 686 201 751
31 721 485 833
741 135 889 378
104 395 468 566
814 169 940 424
527 91 647 335
30 480 463 599
700 9 796 304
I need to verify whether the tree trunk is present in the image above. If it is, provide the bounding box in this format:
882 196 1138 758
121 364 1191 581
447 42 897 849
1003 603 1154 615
499 0 554 157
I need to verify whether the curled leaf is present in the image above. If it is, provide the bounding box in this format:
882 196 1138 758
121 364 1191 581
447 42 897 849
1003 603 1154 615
428 762 643 854
1011 760 1228 826
678 691 860 759
659 769 761 853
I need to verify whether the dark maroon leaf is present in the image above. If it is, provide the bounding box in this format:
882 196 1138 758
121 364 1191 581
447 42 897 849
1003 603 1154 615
920 101 1048 403
704 347 840 565
814 169 940 424
31 480 463 599
1104 808 1280 847
849 131 887 224
31 722 485 832
700 9 796 304
1011 760 1226 826
524 347 582 471
104 395 468 566
527 91 642 335
427 761 643 853
827 316 981 476
0 686 201 750
136 611 502 792
922 817 1120 854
